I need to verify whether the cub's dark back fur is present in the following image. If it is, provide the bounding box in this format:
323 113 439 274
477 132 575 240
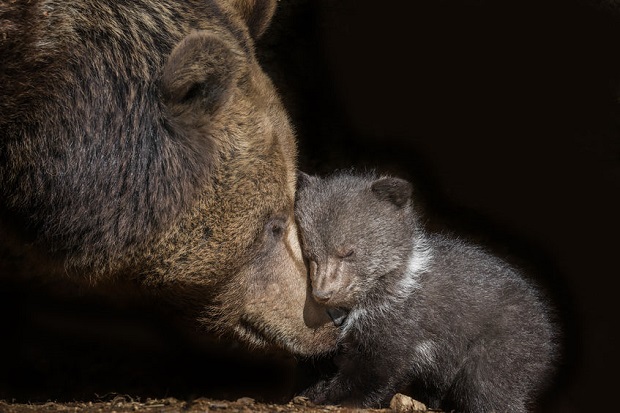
406 233 558 411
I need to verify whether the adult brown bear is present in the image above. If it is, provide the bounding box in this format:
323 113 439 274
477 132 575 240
0 0 336 355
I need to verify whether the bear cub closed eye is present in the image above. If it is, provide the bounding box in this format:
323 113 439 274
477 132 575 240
294 171 558 413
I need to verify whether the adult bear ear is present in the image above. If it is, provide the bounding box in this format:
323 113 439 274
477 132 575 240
370 177 413 208
230 0 277 39
160 31 244 120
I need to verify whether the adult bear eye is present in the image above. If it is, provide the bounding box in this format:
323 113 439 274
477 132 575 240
336 248 354 259
266 217 286 239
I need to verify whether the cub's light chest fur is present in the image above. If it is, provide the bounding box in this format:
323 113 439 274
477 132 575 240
342 238 432 336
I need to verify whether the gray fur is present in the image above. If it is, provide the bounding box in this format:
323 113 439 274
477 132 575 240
295 172 558 412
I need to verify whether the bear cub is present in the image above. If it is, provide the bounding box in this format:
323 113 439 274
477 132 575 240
294 172 557 413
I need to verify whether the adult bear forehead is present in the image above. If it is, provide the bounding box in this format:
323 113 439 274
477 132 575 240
23 0 265 61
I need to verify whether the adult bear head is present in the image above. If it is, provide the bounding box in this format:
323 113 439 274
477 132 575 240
0 0 336 355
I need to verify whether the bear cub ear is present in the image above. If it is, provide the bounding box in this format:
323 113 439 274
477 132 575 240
370 177 413 208
296 171 318 191
160 31 244 119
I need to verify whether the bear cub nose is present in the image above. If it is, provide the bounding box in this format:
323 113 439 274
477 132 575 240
312 289 333 303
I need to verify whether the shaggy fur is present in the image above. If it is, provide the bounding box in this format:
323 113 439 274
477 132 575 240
0 0 337 356
295 172 558 412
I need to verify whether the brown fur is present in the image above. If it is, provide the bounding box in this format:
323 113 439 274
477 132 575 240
0 0 337 356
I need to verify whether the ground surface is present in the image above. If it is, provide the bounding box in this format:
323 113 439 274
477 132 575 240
0 396 434 413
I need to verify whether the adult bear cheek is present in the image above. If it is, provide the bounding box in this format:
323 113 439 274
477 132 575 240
238 220 339 356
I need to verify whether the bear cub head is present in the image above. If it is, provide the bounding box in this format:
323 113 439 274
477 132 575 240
295 172 418 318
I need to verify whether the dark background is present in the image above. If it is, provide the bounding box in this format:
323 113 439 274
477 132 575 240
1 0 618 412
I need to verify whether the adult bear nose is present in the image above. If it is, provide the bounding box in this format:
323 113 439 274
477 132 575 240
313 289 332 303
